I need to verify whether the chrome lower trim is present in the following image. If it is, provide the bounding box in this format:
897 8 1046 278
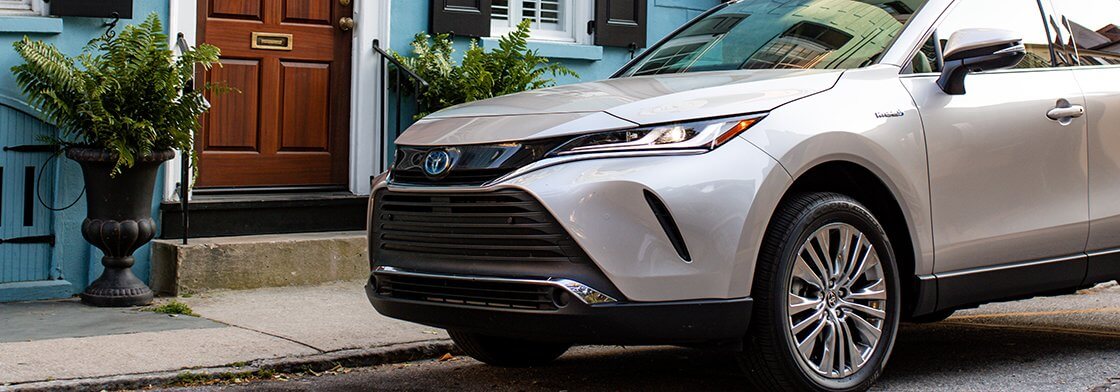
373 266 618 305
1087 247 1120 258
934 254 1084 279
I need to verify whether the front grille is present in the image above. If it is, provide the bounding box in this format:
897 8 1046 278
374 273 559 310
390 168 510 186
371 189 591 263
390 138 567 186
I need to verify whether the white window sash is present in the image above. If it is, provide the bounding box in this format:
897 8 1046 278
492 0 594 45
0 0 48 16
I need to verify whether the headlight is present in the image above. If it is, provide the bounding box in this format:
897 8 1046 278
550 115 765 156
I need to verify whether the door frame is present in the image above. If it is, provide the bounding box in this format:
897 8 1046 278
165 0 391 199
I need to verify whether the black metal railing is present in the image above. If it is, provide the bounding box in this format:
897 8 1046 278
175 33 193 245
372 39 428 171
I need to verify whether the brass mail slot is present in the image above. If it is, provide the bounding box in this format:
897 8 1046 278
251 32 293 51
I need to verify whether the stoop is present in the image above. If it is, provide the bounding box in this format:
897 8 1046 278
150 231 368 296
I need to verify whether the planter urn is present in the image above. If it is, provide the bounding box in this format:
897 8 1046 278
68 148 175 307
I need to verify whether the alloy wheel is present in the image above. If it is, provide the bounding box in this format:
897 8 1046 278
786 222 888 379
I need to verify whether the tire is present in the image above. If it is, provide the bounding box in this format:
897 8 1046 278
908 309 955 324
738 193 902 392
448 330 571 367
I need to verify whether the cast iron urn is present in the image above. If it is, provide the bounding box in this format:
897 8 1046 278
68 148 175 307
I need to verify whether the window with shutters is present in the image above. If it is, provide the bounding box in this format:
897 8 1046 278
0 0 47 16
492 0 594 44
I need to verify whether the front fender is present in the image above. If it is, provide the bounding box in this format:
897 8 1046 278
741 66 935 277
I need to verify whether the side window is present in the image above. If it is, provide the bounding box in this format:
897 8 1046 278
909 0 1054 73
1052 0 1120 66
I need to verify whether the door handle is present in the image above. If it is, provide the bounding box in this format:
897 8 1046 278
1047 99 1085 123
338 17 355 32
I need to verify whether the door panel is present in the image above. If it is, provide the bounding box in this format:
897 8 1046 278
205 59 261 151
197 0 351 188
280 62 331 151
903 69 1089 273
283 0 331 24
210 0 262 20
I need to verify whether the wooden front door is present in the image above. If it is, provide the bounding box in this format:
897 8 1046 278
197 0 352 189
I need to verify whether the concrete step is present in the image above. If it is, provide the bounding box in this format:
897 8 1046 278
150 231 368 296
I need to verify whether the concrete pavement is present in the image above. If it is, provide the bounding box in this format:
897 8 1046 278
162 283 1120 392
0 280 452 391
4 280 1120 391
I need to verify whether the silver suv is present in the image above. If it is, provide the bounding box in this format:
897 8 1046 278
366 0 1120 390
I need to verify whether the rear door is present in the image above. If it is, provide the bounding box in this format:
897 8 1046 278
900 0 1089 307
1049 0 1120 283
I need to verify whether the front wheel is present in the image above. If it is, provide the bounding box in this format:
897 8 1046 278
739 193 902 392
449 330 571 367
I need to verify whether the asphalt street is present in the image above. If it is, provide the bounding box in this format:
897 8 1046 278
163 283 1120 392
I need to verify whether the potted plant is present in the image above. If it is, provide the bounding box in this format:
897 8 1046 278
393 20 578 119
12 14 220 307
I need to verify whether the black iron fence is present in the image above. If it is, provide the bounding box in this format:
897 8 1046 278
372 39 428 170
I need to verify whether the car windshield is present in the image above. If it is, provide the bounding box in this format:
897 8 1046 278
618 0 928 76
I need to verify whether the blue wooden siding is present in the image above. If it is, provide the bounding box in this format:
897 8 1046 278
0 0 169 302
0 104 55 284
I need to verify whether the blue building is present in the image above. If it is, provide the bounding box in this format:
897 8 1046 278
0 0 721 302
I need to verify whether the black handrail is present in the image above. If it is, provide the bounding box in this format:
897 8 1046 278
175 33 193 245
372 39 428 171
372 39 429 87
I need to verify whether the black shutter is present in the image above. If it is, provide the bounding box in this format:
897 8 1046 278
594 0 648 49
50 0 133 18
431 0 492 38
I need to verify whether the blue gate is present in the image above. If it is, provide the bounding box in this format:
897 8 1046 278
0 100 66 301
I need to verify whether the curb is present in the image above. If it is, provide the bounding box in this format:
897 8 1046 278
2 339 457 392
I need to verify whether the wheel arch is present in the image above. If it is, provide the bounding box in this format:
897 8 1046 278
770 159 926 318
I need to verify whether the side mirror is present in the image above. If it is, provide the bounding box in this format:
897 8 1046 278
937 28 1027 95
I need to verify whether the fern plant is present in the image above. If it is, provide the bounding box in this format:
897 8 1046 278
12 13 221 172
394 19 578 119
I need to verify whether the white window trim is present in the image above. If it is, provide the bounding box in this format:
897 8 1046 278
0 0 48 16
492 0 594 45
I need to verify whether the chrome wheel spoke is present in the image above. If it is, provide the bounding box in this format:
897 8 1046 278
846 279 887 301
794 255 826 290
786 222 889 380
804 241 831 289
792 307 826 334
838 233 864 287
849 311 883 343
797 316 828 357
817 321 836 376
840 300 886 320
789 293 822 315
814 231 835 279
833 316 847 377
840 317 865 373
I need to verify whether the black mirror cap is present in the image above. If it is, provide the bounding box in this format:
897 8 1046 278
937 43 1026 95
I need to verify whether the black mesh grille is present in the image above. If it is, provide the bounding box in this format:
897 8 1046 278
371 189 591 263
374 273 559 310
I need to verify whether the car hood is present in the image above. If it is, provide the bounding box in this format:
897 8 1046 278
396 69 843 146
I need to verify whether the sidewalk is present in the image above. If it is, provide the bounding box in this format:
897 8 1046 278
0 280 453 391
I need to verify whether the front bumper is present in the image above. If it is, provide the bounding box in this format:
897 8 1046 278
365 269 752 345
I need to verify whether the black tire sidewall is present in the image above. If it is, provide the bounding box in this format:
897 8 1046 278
765 195 902 392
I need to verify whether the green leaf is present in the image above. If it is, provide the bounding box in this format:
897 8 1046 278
395 18 578 120
10 12 226 174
